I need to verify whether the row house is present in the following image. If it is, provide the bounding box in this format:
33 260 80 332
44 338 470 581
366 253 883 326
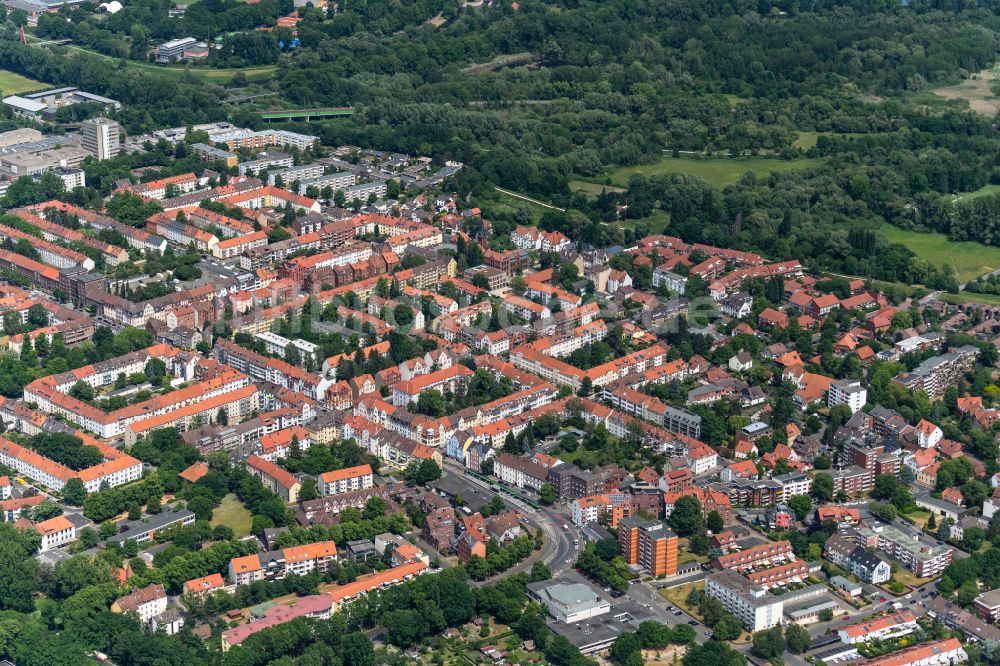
712 540 794 572
29 200 167 254
0 222 94 270
825 534 891 584
11 210 128 265
147 214 219 253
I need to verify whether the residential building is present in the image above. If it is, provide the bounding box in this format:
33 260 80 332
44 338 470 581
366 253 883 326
704 570 784 632
824 534 892 584
112 583 168 624
246 455 301 502
974 588 1000 622
828 379 867 413
617 516 679 576
837 610 918 645
858 524 953 578
35 515 76 551
862 638 966 666
318 464 374 496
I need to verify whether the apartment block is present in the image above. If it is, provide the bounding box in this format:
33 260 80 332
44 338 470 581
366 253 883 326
705 570 784 632
617 516 678 577
319 464 374 496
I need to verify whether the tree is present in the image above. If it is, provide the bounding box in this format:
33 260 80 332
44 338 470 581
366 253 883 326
530 560 552 582
683 638 747 666
127 502 141 521
610 632 642 666
819 608 834 621
785 624 810 653
669 495 703 536
869 501 898 523
927 513 937 530
32 500 62 522
62 478 86 506
342 633 376 666
637 621 672 649
69 380 94 402
187 496 213 522
706 510 724 533
751 626 785 659
713 614 743 640
416 459 441 484
300 478 319 501
813 472 834 502
416 389 444 417
788 494 812 521
539 483 556 505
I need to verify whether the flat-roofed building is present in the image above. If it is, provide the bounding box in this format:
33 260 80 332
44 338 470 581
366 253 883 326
526 580 611 624
704 570 784 632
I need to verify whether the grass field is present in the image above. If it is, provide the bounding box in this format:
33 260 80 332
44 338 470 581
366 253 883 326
903 509 932 529
893 569 933 590
793 131 866 150
211 493 253 537
660 581 704 619
58 44 277 83
931 67 1000 117
940 291 1000 306
479 189 555 224
956 183 1000 201
569 180 625 196
619 210 671 235
880 223 1000 284
0 69 46 96
607 155 824 189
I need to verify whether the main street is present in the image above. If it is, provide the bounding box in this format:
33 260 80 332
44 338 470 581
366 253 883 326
438 461 581 579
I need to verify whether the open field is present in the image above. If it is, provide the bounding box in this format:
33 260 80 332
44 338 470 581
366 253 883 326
940 291 1000 306
0 69 47 95
210 493 253 537
893 569 934 590
661 581 704 619
677 537 709 565
902 509 932 529
955 183 1000 201
569 179 625 196
931 67 1000 117
880 223 1000 284
620 210 671 235
793 131 866 150
57 44 277 83
606 155 824 189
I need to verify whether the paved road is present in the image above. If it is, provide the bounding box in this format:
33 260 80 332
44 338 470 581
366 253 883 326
439 463 581 581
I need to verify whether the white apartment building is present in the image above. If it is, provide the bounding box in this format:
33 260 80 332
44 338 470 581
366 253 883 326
319 464 374 496
705 570 784 632
267 163 326 186
828 379 867 413
298 171 356 195
35 516 76 552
